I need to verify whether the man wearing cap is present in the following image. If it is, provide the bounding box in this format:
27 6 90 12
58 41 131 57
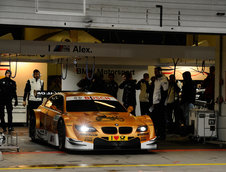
0 70 18 132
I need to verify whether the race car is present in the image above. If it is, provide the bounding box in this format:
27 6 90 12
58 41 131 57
30 92 157 150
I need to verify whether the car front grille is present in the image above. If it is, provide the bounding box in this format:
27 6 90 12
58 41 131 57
101 127 133 134
119 127 132 134
102 127 117 134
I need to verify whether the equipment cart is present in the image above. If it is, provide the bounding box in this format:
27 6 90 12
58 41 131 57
189 109 217 143
0 132 20 152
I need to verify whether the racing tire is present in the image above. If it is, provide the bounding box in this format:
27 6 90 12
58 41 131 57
58 119 66 150
29 112 37 142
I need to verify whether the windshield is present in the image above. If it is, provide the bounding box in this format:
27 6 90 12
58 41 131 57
66 96 127 112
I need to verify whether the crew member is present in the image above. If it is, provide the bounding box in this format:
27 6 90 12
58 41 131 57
203 66 215 110
136 73 150 115
152 67 168 140
180 71 196 126
119 72 137 116
77 71 92 91
0 70 18 132
105 73 118 98
23 69 44 127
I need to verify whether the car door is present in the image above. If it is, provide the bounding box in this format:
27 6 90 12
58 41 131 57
44 95 64 133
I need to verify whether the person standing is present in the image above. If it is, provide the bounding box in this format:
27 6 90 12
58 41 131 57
119 72 137 116
0 70 18 132
136 73 150 115
148 76 155 109
166 74 180 132
90 72 106 93
203 66 215 110
77 71 92 92
151 67 168 140
105 73 118 98
23 69 44 129
180 71 196 126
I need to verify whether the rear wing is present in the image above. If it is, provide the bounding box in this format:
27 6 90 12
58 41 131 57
35 91 58 98
35 90 80 98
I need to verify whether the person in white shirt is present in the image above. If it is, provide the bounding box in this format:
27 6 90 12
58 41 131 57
23 69 44 130
151 67 169 140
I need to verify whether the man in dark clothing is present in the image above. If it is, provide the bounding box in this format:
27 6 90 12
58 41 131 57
119 72 137 116
90 72 106 93
105 73 118 98
77 71 92 92
203 66 215 110
0 70 18 132
180 71 196 126
23 69 44 129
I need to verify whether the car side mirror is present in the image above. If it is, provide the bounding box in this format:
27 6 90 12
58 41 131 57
127 106 134 113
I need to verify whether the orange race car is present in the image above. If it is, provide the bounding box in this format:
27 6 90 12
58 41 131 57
30 92 157 150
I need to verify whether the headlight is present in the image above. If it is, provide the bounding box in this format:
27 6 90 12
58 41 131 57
75 125 97 132
137 126 148 132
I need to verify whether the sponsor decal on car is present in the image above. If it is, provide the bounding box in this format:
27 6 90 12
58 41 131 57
84 137 93 141
137 133 149 136
80 133 98 136
109 136 128 141
66 96 117 101
96 115 124 122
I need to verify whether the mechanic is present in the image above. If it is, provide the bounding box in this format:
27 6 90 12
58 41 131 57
119 71 137 116
0 70 18 132
105 73 118 98
136 73 150 115
151 67 168 140
23 69 44 127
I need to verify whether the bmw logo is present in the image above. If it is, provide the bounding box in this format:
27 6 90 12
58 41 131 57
115 124 119 126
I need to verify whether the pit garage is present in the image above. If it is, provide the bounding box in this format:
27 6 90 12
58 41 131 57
1 0 226 172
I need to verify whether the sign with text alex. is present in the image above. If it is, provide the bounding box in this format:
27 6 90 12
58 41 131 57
0 40 215 60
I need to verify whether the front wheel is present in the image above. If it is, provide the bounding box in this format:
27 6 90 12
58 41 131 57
57 119 66 150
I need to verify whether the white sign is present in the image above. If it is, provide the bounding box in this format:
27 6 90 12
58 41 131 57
0 40 215 60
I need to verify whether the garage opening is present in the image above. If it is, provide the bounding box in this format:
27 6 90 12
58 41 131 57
0 29 219 145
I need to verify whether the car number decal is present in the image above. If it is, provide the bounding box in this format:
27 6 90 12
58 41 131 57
109 136 128 141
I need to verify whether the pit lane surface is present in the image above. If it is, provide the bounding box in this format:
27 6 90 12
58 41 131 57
1 127 226 172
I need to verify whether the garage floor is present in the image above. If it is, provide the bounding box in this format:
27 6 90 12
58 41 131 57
1 127 226 172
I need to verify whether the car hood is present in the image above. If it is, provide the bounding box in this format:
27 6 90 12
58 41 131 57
67 112 146 126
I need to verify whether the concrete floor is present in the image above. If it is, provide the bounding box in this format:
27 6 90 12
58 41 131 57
1 127 226 172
